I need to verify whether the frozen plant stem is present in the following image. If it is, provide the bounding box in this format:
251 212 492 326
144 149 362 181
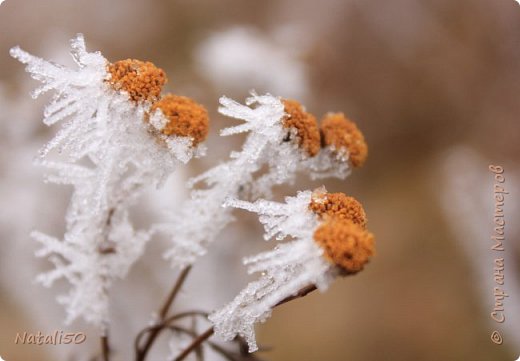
160 266 193 319
11 34 209 331
134 311 209 353
173 284 318 361
98 213 113 361
173 327 215 361
137 266 193 361
101 335 110 361
274 284 317 307
167 326 242 361
210 190 375 351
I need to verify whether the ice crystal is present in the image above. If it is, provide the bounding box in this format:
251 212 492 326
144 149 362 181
11 34 200 328
210 191 338 352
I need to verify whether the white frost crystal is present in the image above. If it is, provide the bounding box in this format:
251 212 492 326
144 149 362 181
11 34 197 328
209 191 337 352
160 92 350 269
159 93 285 268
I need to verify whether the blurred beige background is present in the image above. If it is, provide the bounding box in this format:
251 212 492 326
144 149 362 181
0 0 519 360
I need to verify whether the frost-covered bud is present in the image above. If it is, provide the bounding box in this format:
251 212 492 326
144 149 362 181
150 94 209 145
313 218 374 274
282 99 320 157
320 112 368 167
107 59 167 102
211 189 375 351
309 190 367 228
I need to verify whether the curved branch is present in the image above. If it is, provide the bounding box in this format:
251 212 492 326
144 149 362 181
172 284 318 361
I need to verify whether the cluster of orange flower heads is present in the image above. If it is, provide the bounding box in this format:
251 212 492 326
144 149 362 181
106 59 209 145
282 99 368 168
310 191 375 274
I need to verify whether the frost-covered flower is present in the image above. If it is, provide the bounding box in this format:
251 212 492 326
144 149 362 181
159 92 367 269
251 105 368 196
320 112 368 168
209 188 375 352
10 34 209 328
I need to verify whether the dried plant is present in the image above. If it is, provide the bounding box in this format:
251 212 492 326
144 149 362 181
10 33 208 337
12 34 375 361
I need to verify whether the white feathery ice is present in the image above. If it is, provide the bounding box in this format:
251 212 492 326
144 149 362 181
11 34 198 328
209 191 337 352
159 92 350 270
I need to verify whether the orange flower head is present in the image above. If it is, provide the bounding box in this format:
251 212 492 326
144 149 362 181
282 99 320 157
309 191 367 229
150 94 209 146
107 59 167 103
313 219 375 274
320 113 368 167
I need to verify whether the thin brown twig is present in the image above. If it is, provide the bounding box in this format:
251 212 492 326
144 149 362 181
134 326 156 356
167 326 235 361
168 325 267 361
101 335 110 361
173 327 214 361
159 266 193 319
172 284 318 361
98 209 115 361
134 311 209 356
163 310 209 325
189 314 204 361
136 265 193 361
274 284 317 307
